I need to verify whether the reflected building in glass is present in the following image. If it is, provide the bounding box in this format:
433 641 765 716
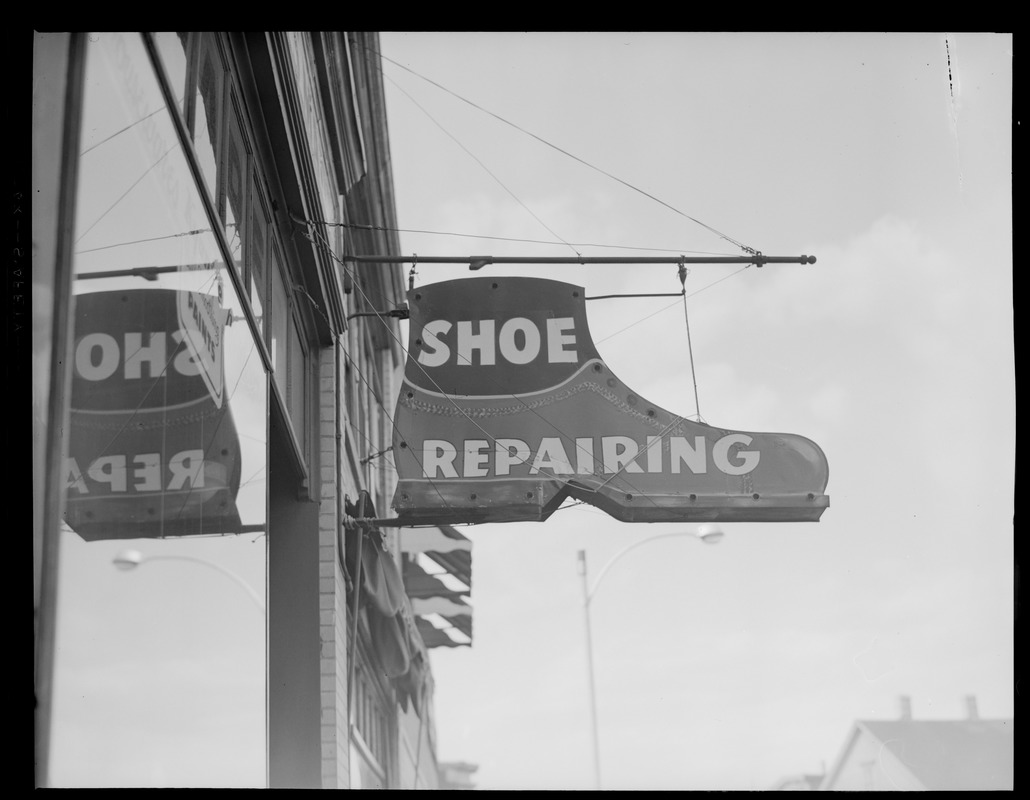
33 32 462 789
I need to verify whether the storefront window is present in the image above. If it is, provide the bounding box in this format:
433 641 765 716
49 33 268 788
350 658 391 789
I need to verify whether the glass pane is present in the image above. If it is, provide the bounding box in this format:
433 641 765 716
51 32 267 789
224 96 247 280
194 34 223 202
269 244 288 399
248 174 268 336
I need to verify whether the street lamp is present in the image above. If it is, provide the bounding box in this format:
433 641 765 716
576 524 724 790
112 549 266 612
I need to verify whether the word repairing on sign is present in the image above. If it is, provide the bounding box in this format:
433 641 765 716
391 276 829 525
64 449 212 494
420 434 759 479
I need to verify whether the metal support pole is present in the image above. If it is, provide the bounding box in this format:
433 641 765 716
344 254 816 270
577 550 602 790
575 529 722 790
347 499 367 730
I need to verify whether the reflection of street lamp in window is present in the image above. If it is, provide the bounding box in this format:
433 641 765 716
113 549 265 612
577 525 724 790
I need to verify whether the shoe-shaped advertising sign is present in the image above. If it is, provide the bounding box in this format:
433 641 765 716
63 289 243 540
392 277 829 525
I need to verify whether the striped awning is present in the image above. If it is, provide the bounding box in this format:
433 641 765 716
401 525 473 648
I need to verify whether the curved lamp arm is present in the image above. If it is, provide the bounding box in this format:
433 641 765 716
584 525 724 606
113 550 265 612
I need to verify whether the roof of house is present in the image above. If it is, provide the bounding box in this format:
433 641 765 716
848 718 1013 791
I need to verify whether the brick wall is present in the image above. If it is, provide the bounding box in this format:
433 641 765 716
317 344 350 788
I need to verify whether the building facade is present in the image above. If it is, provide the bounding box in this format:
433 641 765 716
33 31 463 789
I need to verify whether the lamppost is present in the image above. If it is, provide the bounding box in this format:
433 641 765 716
112 549 266 612
576 524 724 790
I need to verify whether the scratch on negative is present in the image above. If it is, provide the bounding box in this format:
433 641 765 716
944 35 964 193
945 37 956 102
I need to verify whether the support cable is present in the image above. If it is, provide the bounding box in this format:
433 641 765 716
327 220 733 257
75 227 213 255
586 290 684 301
75 143 179 245
79 97 183 156
385 74 581 258
679 264 704 423
370 43 758 255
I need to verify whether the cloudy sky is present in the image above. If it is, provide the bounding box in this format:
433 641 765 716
47 32 1012 790
376 31 1014 791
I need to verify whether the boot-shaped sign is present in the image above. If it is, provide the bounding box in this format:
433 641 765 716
391 277 828 525
64 289 243 540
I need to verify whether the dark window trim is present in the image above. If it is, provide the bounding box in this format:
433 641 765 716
146 33 310 490
311 32 366 194
142 32 272 374
35 32 89 790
